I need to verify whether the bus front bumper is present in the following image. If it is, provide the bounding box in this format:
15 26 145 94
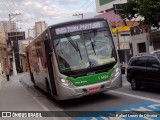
57 73 122 100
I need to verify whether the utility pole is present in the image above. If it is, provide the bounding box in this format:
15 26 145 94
73 13 83 19
9 13 21 75
9 13 21 31
116 20 120 50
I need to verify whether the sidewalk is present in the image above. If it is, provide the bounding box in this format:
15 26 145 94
0 73 71 120
0 73 69 120
0 72 44 111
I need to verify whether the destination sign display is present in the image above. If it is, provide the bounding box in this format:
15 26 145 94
55 21 107 35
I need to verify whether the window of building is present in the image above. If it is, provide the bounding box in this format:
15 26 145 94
138 42 146 53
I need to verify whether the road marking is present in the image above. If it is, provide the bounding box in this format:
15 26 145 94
23 85 51 111
76 102 160 120
23 85 66 120
19 75 51 111
110 90 160 103
20 79 61 120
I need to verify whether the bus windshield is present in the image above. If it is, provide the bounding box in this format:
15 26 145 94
53 30 117 72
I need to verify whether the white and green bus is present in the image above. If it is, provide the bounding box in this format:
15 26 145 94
26 18 122 100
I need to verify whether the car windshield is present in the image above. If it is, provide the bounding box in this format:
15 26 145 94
53 30 117 72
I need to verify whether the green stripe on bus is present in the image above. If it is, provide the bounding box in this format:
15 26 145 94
67 68 115 86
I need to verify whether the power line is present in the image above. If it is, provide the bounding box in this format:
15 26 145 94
11 0 20 12
74 1 91 14
88 2 95 9
76 1 94 12
2 0 13 13
2 0 35 29
84 0 95 9
2 0 33 32
5 0 16 13
73 0 95 19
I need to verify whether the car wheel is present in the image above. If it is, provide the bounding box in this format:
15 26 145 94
131 79 139 90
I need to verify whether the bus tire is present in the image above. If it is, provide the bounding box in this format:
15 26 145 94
46 79 51 98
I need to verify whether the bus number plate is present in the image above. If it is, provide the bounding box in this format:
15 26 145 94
88 87 100 93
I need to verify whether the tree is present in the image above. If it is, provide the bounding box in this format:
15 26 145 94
119 0 160 52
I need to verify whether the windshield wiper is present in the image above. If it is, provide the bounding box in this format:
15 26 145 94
65 34 79 51
89 30 97 55
76 41 82 60
89 38 96 55
55 40 60 47
65 34 82 60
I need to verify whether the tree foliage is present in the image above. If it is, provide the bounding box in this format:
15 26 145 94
119 0 160 28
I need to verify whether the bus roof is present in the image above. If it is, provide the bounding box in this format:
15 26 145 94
48 18 106 29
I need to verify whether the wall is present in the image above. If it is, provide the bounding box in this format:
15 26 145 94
0 32 6 44
0 32 8 71
131 33 149 56
152 31 160 50
113 36 131 50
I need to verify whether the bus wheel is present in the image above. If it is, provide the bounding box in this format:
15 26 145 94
131 79 140 90
46 79 51 98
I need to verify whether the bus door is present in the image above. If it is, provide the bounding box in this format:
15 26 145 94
44 40 57 96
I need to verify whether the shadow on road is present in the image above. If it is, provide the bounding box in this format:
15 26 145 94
139 87 160 94
51 92 120 111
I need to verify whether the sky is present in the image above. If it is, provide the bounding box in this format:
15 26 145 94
0 0 98 32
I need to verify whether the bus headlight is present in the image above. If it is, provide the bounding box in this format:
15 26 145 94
60 78 73 87
110 67 120 79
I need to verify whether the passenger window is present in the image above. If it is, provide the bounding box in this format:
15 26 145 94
136 57 147 67
147 57 159 68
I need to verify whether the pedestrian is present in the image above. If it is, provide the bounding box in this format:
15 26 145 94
5 67 10 81
7 66 11 76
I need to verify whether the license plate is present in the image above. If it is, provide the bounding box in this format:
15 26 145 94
88 87 100 93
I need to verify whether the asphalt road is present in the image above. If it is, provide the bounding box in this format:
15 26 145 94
19 74 160 120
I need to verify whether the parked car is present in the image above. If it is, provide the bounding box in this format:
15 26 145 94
126 54 160 90
151 50 160 60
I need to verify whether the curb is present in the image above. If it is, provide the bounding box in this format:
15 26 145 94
19 73 34 89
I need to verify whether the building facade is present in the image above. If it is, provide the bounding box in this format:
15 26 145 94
0 21 16 32
7 31 25 70
0 32 8 71
28 21 47 38
28 27 35 38
35 21 47 37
